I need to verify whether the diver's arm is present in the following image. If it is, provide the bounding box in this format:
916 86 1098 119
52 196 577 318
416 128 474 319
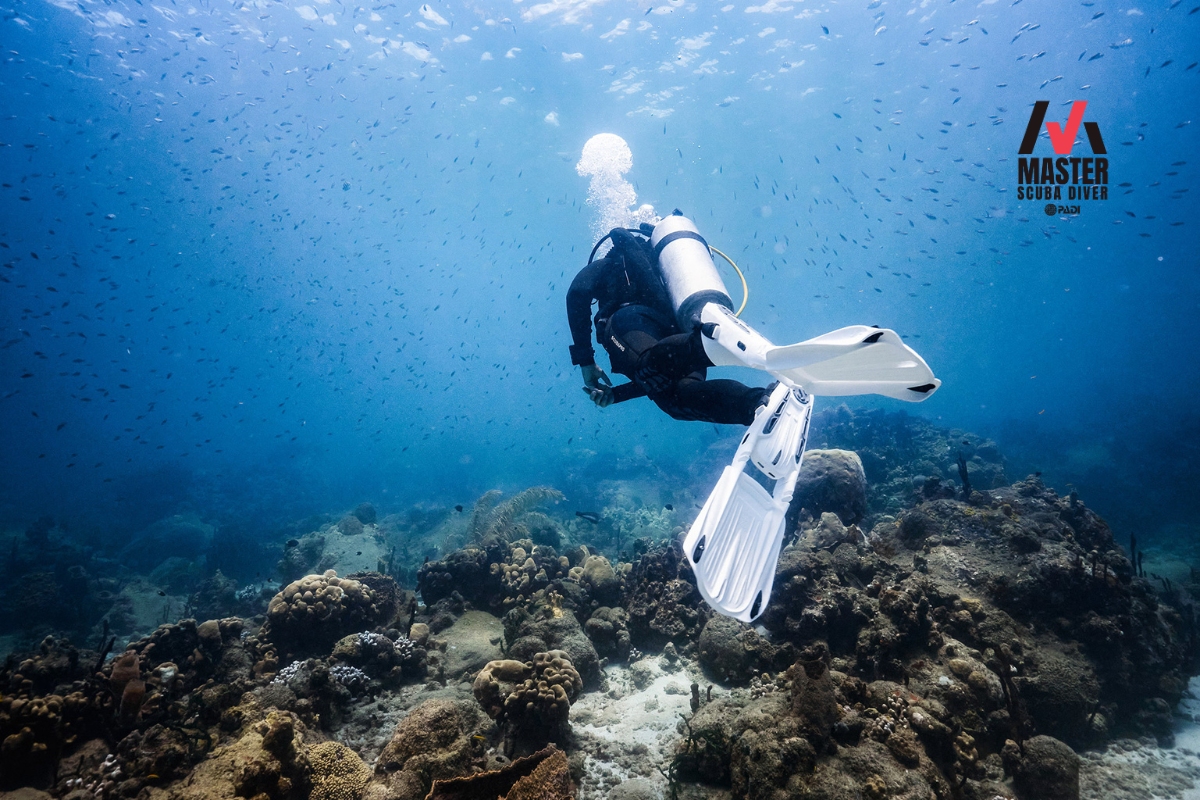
566 261 603 367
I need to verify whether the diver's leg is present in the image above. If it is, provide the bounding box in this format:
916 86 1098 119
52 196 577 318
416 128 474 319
650 370 767 425
605 306 674 381
603 327 658 377
634 329 711 393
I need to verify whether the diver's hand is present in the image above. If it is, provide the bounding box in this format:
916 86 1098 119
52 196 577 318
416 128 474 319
581 365 614 408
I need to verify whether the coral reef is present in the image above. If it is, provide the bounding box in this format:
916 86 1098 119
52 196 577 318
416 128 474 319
583 606 631 661
1003 734 1080 800
262 571 398 658
277 533 327 582
792 449 869 525
468 487 565 546
417 547 494 608
502 603 599 688
351 503 377 526
473 651 583 743
425 745 572 800
494 543 572 610
1 418 1195 800
807 405 1009 523
697 615 791 685
373 698 494 799
308 740 370 800
622 540 710 652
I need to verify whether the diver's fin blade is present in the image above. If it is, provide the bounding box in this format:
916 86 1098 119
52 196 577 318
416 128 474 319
698 306 941 402
683 382 812 623
684 471 786 623
764 325 894 370
771 327 941 402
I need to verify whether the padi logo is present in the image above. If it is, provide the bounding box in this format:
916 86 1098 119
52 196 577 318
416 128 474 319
1016 100 1109 209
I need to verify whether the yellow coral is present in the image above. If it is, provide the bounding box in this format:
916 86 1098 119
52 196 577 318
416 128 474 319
504 748 572 800
308 741 370 800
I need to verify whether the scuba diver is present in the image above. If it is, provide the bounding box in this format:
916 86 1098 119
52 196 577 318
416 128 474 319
566 217 768 425
565 210 941 623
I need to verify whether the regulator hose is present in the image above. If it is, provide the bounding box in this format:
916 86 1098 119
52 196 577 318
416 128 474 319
708 245 748 317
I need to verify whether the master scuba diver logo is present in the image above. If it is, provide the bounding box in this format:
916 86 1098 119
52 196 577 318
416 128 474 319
1016 100 1109 215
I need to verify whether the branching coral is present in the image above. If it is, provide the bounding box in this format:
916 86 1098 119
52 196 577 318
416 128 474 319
491 542 571 609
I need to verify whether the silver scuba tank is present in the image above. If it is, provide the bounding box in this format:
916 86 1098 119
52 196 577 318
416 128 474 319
650 212 733 331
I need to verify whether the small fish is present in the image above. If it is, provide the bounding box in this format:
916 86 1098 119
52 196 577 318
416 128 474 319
356 551 362 556
157 590 166 596
576 511 600 524
821 25 829 35
454 504 464 512
286 539 299 548
664 504 674 511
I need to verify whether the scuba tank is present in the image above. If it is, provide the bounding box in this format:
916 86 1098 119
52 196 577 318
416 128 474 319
650 212 734 331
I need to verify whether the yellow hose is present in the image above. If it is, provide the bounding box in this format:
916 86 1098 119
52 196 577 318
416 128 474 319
708 245 748 317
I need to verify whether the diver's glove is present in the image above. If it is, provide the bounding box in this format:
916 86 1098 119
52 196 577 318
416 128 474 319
581 364 614 408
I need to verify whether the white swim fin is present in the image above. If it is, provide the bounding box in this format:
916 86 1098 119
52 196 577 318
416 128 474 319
699 303 940 402
683 382 812 623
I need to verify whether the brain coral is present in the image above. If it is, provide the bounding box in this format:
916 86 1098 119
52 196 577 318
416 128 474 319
474 651 582 738
264 571 388 656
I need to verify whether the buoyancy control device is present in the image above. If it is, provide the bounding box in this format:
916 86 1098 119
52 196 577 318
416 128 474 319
590 226 675 323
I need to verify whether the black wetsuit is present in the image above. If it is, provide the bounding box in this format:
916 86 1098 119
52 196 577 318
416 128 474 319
566 228 764 425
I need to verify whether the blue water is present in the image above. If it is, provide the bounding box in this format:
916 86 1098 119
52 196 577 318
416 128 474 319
1 0 1197 544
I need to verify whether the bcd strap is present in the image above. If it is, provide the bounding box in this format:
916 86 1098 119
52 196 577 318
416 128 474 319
653 229 708 258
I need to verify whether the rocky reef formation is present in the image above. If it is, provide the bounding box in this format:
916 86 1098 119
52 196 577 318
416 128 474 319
662 469 1196 800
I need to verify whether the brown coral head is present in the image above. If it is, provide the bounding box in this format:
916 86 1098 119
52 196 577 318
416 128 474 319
425 745 571 800
801 659 827 680
109 651 140 696
473 659 534 720
120 678 146 719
